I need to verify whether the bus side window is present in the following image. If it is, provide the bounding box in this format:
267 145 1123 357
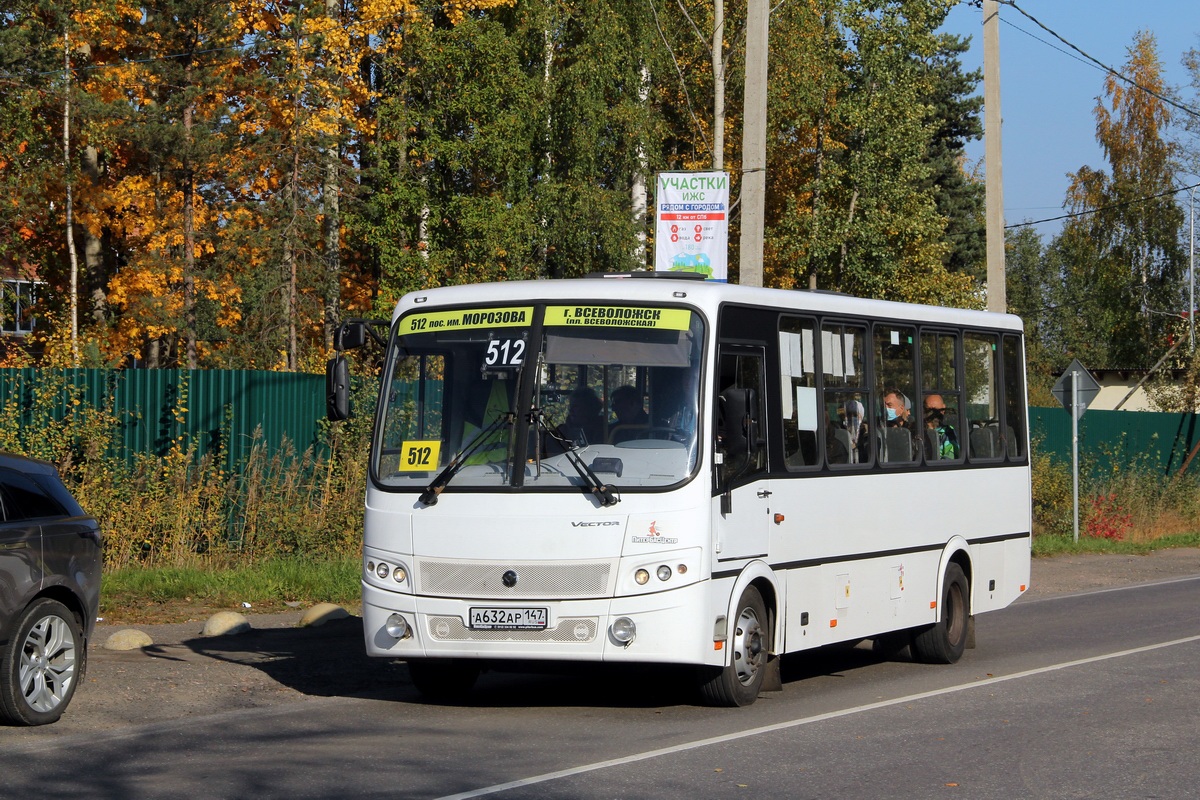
821 322 870 467
874 324 918 465
920 330 963 463
964 333 1002 460
1002 334 1027 459
778 317 819 469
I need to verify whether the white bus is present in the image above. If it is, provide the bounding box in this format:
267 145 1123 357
328 273 1031 706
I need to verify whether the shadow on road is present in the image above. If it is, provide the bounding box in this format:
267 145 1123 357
180 614 901 710
180 615 413 700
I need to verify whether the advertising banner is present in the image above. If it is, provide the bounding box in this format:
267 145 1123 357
654 171 729 281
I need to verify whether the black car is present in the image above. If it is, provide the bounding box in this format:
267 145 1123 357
0 452 101 725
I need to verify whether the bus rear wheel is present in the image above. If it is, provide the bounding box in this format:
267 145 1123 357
699 586 770 707
912 562 969 664
407 658 480 702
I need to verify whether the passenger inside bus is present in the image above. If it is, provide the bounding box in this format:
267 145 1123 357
655 367 699 436
843 394 867 463
881 389 920 462
561 386 604 446
826 407 851 464
923 393 960 460
463 377 515 465
609 385 650 444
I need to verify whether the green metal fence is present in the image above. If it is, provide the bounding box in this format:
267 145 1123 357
0 368 327 471
5 368 1200 479
1030 405 1200 477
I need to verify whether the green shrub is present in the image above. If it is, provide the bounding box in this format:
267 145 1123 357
1031 429 1200 547
1 368 373 570
1031 438 1073 538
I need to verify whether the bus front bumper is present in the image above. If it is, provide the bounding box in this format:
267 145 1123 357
362 581 721 667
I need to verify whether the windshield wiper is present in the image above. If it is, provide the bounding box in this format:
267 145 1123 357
419 412 514 506
532 409 620 507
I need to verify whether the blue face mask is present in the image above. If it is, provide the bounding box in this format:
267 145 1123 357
885 407 898 422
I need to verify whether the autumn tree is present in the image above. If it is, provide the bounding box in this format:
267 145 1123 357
539 0 662 277
1182 42 1200 177
2 0 997 372
1055 31 1184 370
0 1 65 305
89 0 246 368
0 0 143 365
356 0 657 301
1004 225 1060 401
763 0 976 307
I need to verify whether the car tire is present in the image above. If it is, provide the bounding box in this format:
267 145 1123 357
0 598 84 726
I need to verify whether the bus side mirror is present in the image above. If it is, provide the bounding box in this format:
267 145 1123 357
326 355 350 421
335 320 369 351
327 318 387 421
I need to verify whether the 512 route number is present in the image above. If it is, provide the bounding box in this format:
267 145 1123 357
398 440 442 472
485 338 525 367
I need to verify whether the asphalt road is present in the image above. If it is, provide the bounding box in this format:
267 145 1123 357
2 560 1199 799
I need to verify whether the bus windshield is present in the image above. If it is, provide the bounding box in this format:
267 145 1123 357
372 303 704 493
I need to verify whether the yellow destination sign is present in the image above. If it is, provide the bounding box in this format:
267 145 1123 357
399 307 534 335
544 306 691 330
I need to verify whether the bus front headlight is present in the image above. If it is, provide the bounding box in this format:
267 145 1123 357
366 556 410 588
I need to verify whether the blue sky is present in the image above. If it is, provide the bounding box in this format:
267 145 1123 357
938 0 1200 239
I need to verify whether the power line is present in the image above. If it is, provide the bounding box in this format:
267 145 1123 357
1005 181 1200 230
996 0 1200 121
999 14 1097 74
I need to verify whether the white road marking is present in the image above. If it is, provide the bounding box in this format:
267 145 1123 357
1017 573 1200 604
436 632 1200 800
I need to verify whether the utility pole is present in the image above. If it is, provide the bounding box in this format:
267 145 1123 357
713 0 724 171
983 0 1006 312
738 0 768 287
1187 184 1195 353
63 28 79 365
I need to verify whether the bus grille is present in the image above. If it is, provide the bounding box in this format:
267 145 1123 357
418 561 611 598
427 616 598 643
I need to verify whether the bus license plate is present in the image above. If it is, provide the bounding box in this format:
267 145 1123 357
469 607 548 631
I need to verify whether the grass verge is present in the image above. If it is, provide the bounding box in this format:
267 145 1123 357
100 556 361 624
1033 531 1200 557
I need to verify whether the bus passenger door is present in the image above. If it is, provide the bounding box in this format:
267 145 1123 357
713 346 770 561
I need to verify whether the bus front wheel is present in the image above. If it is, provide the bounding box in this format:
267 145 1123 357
407 658 480 702
912 562 969 664
698 586 770 707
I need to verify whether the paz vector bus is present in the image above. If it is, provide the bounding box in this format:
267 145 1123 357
326 272 1031 706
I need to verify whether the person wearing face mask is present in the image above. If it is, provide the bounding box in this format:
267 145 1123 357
923 393 959 460
881 388 920 462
